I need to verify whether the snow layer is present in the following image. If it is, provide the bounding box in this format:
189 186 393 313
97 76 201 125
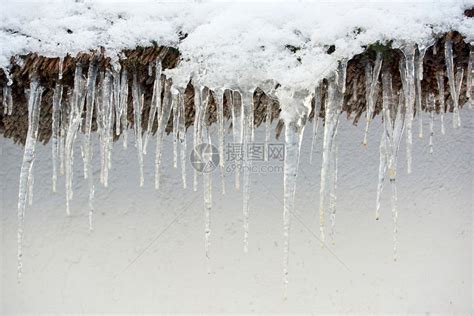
1 0 473 92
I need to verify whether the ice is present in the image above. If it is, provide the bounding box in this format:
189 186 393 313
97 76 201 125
215 89 226 194
436 71 446 135
143 60 162 154
132 72 145 187
192 85 202 192
172 86 179 169
309 84 322 164
65 64 86 215
444 40 463 128
17 76 43 278
400 45 416 174
427 92 435 154
82 61 98 180
415 46 427 139
177 89 187 189
119 70 129 149
467 50 473 108
362 52 383 146
58 57 64 80
241 91 254 253
231 90 243 190
155 78 172 190
51 83 63 193
318 60 347 243
281 89 310 296
378 71 406 261
2 85 13 115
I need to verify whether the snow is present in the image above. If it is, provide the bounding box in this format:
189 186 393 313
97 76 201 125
1 1 473 118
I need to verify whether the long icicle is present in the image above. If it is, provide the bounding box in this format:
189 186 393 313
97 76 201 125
436 71 446 135
467 50 473 108
17 76 43 279
362 52 383 146
318 60 347 243
82 61 98 180
282 91 309 297
132 72 145 186
400 45 416 174
172 86 179 169
242 91 254 253
65 64 86 215
309 84 322 164
51 83 63 192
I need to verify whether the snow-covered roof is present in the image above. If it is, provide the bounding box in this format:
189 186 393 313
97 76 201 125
1 0 473 91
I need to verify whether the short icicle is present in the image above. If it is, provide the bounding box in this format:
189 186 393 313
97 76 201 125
427 93 435 154
400 45 416 174
2 85 13 115
467 50 473 108
143 60 162 154
436 71 446 135
362 52 383 146
415 46 427 139
154 78 173 190
318 60 347 243
215 89 226 194
444 40 463 128
177 88 187 189
231 90 243 190
309 84 322 164
17 76 43 279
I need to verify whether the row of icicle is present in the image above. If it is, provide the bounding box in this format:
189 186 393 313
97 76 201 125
7 41 473 294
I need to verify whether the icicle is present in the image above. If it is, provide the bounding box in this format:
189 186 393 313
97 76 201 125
82 61 98 180
51 83 63 192
200 89 213 273
17 76 43 278
143 60 162 154
192 85 202 191
231 90 243 190
445 40 463 128
362 52 383 146
177 89 187 189
98 70 115 188
132 72 145 186
155 78 173 190
375 131 387 221
120 70 129 148
280 90 310 296
427 93 435 154
319 60 347 243
400 45 416 174
467 50 473 108
309 84 322 164
436 71 446 135
329 134 339 243
2 85 13 115
58 57 64 80
378 71 406 261
241 91 254 252
172 86 179 169
215 89 226 194
264 98 273 161
415 47 427 139
65 64 87 215
59 90 70 176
